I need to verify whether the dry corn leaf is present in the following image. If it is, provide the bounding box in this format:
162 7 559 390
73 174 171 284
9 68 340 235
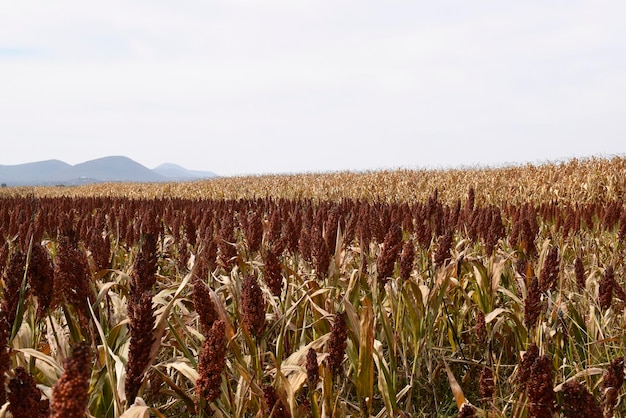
443 360 466 408
16 348 63 383
553 368 605 392
164 359 199 384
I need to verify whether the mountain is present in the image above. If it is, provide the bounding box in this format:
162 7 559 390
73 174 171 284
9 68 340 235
0 156 217 186
0 159 71 185
54 156 166 183
153 163 217 180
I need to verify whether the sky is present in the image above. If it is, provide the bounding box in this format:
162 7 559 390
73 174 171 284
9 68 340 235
1 1 626 176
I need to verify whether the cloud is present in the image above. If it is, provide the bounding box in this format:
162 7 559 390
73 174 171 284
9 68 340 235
1 1 625 175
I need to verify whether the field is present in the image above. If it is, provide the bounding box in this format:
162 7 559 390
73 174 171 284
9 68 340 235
1 156 626 417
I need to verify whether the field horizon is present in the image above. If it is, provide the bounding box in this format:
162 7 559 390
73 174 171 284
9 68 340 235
3 155 625 206
1 153 625 417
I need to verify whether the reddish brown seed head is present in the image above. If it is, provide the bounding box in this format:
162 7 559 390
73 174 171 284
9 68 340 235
518 343 539 389
196 320 227 410
306 347 319 389
8 367 50 418
327 313 348 376
475 310 487 346
539 246 560 292
399 239 415 281
192 275 218 337
479 367 495 401
263 247 283 297
433 229 453 268
263 385 291 418
599 266 615 311
524 277 543 330
527 355 557 417
560 380 602 418
574 257 585 291
50 342 91 418
241 275 266 339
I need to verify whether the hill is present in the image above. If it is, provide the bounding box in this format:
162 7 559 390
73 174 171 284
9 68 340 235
0 156 216 186
0 159 71 185
53 156 166 184
153 163 217 180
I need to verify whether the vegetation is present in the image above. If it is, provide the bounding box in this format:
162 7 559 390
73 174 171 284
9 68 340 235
0 156 625 417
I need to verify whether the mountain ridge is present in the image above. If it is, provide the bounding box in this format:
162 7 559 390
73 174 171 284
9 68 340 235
0 156 218 186
153 163 217 180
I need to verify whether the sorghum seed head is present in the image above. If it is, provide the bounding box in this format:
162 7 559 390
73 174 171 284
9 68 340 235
263 247 283 297
539 246 559 292
192 276 218 337
196 320 227 410
399 239 415 280
263 385 291 418
598 266 614 311
306 348 319 389
50 342 91 418
560 380 602 418
125 291 156 403
518 343 539 389
28 241 54 319
475 310 487 346
458 403 477 418
524 277 542 330
433 229 453 267
241 275 266 339
8 367 50 418
527 355 557 417
574 257 585 291
479 367 495 401
327 313 348 376
601 356 624 416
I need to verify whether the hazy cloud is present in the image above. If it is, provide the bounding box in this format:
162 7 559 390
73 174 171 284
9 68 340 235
1 1 625 175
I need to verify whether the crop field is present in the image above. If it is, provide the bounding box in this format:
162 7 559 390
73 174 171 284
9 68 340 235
1 156 626 417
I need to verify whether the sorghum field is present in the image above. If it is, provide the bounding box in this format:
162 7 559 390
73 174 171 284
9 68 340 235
1 156 626 417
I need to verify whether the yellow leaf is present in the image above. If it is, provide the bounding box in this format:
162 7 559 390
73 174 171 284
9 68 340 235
443 360 466 409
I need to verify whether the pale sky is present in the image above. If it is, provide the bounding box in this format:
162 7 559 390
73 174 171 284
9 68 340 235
1 1 625 176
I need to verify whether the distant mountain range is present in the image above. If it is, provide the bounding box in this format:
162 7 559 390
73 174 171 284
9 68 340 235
0 156 217 186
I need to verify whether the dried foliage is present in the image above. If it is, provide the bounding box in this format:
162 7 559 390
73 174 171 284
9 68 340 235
0 157 626 416
458 403 477 418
